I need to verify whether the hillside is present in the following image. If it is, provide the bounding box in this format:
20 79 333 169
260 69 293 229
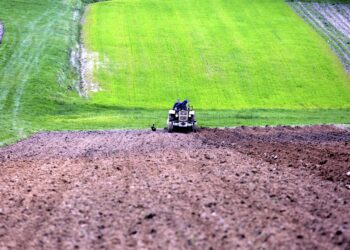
83 0 350 110
0 0 82 145
1 1 350 248
0 0 350 146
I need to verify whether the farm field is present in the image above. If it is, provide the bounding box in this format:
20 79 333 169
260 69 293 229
0 0 349 146
1 1 350 249
0 126 349 249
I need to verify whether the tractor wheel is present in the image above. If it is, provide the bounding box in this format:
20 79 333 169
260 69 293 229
167 122 174 133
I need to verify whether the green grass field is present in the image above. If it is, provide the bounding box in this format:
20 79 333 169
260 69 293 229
83 0 350 109
0 0 350 146
0 0 83 145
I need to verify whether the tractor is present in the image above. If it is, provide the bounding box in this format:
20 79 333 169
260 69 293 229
167 100 197 132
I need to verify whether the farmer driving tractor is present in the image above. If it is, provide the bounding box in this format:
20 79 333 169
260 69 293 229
168 99 197 132
172 99 188 111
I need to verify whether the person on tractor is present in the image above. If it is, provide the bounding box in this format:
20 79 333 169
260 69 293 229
172 99 180 110
173 99 188 111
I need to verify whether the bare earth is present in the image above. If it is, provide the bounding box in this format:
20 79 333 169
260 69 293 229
0 126 349 249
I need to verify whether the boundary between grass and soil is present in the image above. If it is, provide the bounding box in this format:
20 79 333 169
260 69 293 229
1 123 349 149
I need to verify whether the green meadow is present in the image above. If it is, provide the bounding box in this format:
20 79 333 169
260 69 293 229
0 0 349 146
83 0 350 110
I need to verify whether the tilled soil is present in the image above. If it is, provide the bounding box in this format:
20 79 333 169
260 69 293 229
0 126 349 249
199 125 350 186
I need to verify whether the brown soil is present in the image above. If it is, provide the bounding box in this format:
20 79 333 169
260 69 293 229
199 125 350 186
0 126 349 249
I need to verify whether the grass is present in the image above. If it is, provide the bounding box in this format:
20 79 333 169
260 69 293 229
0 0 350 146
0 0 83 145
83 0 350 110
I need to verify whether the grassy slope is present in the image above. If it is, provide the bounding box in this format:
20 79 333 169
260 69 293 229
0 0 350 146
0 0 82 145
83 0 350 110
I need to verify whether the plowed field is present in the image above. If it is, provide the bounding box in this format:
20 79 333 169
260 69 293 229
0 126 349 249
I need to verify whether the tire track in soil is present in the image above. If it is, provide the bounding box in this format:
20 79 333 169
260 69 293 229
0 127 349 249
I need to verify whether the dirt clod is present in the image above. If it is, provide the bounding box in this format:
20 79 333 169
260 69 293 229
144 213 156 220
